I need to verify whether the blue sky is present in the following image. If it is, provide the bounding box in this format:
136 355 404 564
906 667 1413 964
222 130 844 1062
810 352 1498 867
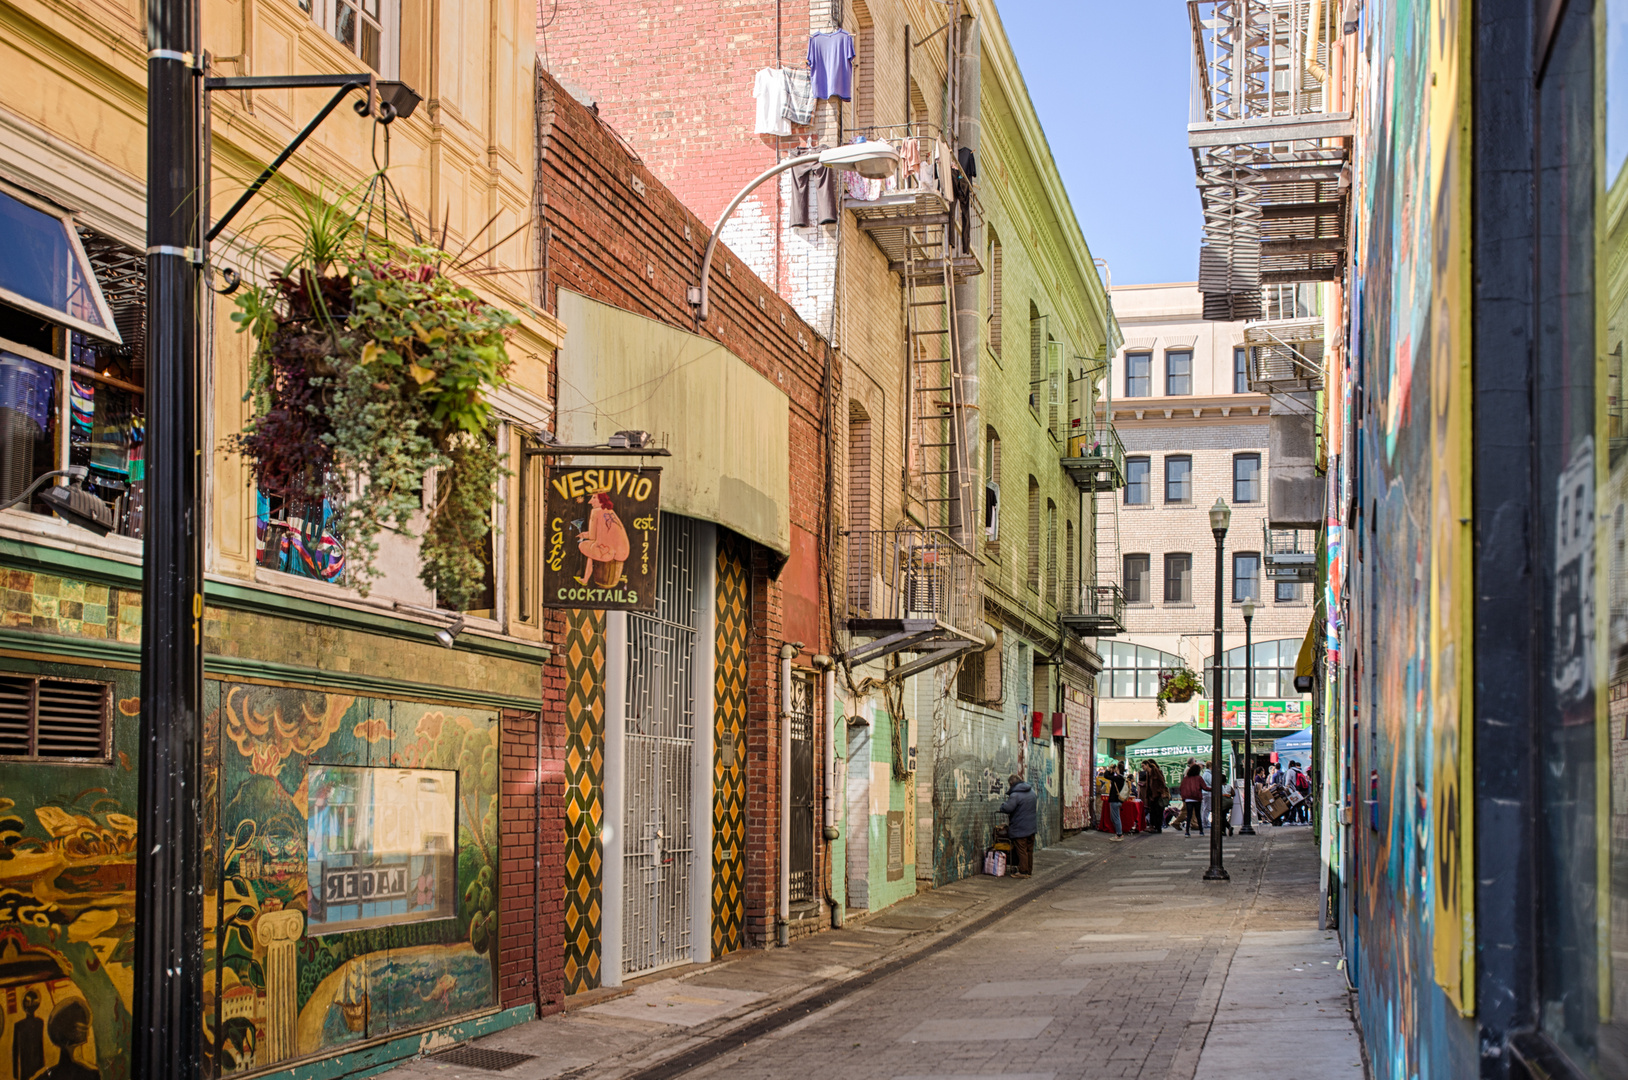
997 1 1200 287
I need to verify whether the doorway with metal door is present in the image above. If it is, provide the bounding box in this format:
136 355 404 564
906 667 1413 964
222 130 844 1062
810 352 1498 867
788 673 815 905
622 516 702 977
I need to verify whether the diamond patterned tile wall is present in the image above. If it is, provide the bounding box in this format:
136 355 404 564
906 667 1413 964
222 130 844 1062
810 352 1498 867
561 607 606 995
711 535 749 957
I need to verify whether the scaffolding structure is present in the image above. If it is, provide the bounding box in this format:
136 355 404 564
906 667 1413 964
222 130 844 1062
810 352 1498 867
1189 0 1350 321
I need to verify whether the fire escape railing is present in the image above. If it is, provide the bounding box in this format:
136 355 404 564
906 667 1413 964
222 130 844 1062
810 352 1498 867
1189 0 1351 322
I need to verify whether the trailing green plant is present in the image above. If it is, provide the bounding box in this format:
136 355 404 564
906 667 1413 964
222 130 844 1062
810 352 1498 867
227 183 517 610
1155 667 1203 717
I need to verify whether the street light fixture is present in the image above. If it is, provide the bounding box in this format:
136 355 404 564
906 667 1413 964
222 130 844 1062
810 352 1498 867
688 142 902 321
1206 497 1231 882
1240 597 1257 836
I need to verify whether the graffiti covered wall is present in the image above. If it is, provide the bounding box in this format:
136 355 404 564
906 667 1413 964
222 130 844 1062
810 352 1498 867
1346 0 1477 1072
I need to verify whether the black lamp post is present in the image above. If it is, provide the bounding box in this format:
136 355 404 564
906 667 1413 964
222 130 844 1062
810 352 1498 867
1205 497 1231 882
136 0 206 1072
1240 597 1257 836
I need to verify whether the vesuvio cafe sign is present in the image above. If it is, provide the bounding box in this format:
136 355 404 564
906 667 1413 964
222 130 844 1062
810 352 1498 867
543 466 662 611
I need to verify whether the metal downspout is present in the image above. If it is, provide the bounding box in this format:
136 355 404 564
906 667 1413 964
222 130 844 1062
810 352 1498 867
953 14 982 549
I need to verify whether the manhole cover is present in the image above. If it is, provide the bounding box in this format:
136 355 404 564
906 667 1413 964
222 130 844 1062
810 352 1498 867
429 1046 537 1071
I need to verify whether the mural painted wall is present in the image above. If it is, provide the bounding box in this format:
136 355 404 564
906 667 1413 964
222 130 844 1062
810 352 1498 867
0 658 139 1080
920 640 1032 887
843 701 915 913
1346 0 1477 1073
0 661 506 1080
204 683 501 1076
1061 690 1093 831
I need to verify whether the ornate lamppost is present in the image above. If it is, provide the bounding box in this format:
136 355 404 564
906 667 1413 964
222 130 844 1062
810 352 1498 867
1205 497 1231 882
1240 597 1257 836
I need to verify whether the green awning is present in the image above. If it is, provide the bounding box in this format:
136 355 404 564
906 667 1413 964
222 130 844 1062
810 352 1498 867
1125 722 1215 761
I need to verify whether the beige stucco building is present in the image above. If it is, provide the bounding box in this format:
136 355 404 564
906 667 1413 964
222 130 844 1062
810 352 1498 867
1096 281 1315 757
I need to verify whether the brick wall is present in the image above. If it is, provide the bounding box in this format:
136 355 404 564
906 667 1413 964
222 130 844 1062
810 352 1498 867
499 708 544 1012
534 67 836 953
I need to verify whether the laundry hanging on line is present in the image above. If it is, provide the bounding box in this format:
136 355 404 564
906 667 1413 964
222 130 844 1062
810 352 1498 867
807 28 855 101
753 67 791 135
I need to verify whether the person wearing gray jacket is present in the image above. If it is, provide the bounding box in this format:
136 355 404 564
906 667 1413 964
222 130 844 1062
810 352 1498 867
999 774 1039 877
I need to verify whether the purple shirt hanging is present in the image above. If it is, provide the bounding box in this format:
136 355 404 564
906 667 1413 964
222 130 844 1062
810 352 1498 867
807 29 855 101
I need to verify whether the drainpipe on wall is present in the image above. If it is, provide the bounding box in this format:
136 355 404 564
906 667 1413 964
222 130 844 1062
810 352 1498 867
813 654 842 927
953 14 982 548
779 642 802 946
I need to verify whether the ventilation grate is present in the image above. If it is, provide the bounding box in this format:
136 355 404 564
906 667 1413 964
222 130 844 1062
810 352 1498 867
34 680 108 759
428 1046 537 1072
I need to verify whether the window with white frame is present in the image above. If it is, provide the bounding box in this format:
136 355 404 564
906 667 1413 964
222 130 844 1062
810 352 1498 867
300 0 398 75
0 183 146 540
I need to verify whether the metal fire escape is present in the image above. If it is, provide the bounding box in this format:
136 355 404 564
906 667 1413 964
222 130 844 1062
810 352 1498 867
1189 0 1350 322
840 7 986 680
1060 354 1127 637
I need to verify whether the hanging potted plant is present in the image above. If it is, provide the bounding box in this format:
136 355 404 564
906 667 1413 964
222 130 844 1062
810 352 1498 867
1156 667 1203 717
228 185 517 611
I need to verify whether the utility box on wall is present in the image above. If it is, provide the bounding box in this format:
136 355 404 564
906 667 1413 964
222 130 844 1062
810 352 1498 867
1268 392 1322 528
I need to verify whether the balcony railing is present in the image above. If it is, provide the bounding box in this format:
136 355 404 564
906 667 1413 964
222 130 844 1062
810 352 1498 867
1263 524 1318 583
1058 582 1126 637
842 525 981 633
1062 416 1127 492
1245 317 1325 393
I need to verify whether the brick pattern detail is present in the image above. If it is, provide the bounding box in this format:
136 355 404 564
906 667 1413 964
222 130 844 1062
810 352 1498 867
499 708 542 1011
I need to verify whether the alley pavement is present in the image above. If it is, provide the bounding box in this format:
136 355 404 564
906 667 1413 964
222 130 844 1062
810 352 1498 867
380 827 1363 1080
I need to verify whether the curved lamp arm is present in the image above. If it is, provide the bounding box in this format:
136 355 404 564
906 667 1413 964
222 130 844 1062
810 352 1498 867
687 156 806 323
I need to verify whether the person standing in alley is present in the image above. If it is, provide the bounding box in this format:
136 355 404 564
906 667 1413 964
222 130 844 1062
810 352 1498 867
1104 764 1128 842
1141 760 1169 834
999 773 1038 877
1179 763 1207 836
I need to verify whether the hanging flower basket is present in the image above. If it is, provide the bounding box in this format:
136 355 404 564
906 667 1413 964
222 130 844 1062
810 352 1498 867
229 195 517 610
1156 667 1203 717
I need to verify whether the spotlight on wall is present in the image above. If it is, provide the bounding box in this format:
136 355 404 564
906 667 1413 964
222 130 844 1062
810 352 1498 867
435 616 466 649
376 81 423 123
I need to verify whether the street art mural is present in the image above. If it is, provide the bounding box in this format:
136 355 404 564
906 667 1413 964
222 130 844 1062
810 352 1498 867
202 683 499 1076
1348 0 1476 1074
0 660 139 1080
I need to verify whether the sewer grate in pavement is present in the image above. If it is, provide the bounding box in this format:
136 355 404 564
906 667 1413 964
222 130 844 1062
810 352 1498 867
429 1046 537 1071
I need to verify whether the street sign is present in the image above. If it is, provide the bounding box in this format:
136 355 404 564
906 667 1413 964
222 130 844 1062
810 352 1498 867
544 466 662 611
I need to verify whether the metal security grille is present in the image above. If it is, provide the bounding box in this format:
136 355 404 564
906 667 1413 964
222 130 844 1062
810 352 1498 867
624 516 700 977
0 674 110 761
788 674 815 904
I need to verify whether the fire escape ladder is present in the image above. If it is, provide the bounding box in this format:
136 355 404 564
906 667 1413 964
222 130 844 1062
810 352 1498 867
904 219 971 542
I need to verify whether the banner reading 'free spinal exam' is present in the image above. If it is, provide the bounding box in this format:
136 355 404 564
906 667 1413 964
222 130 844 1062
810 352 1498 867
543 466 661 611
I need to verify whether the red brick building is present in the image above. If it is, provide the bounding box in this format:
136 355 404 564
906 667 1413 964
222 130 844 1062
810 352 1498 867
528 67 841 1007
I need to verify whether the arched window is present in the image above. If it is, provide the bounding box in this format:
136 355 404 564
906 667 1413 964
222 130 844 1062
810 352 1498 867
1100 643 1187 698
985 426 1002 547
1203 638 1307 699
1026 476 1040 593
1045 499 1058 606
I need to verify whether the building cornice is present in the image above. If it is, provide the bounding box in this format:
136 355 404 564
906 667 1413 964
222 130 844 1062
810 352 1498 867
1103 395 1274 424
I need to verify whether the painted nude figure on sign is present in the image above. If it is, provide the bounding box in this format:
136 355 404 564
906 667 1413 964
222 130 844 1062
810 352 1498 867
574 492 630 588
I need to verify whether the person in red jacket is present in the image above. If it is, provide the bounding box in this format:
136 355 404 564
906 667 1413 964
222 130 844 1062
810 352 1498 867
1178 763 1209 837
